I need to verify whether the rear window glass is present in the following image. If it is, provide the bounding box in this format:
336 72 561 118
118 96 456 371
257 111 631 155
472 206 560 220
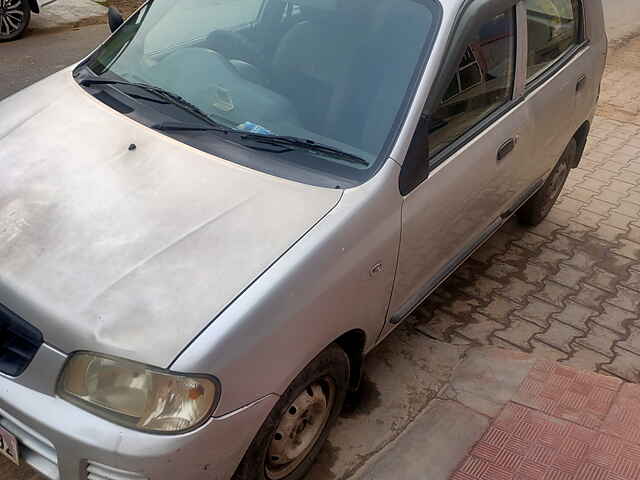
526 0 581 79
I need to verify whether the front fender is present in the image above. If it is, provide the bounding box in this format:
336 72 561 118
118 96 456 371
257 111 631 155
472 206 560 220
172 160 403 416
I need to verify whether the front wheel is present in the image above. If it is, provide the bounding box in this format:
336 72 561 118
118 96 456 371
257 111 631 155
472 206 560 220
518 138 577 226
0 0 31 42
233 344 350 480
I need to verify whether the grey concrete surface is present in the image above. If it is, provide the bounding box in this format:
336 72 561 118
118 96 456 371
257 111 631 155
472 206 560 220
440 348 535 418
0 24 109 101
30 0 106 30
309 326 468 479
355 400 490 480
353 347 532 480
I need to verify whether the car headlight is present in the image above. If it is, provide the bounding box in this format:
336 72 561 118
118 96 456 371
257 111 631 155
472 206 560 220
57 352 219 434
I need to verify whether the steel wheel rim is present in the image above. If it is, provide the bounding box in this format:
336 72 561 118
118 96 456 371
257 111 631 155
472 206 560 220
0 0 25 37
265 377 336 480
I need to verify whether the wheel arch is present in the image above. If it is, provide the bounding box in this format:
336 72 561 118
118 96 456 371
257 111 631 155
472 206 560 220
333 329 367 392
571 121 591 168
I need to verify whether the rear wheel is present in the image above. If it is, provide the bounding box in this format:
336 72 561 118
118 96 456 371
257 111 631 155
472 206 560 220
518 139 577 226
233 344 349 480
0 0 30 42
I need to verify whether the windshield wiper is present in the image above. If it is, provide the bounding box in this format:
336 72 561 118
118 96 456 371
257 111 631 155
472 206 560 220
150 123 368 166
127 93 170 104
240 134 369 166
79 79 223 129
80 78 368 166
150 121 230 134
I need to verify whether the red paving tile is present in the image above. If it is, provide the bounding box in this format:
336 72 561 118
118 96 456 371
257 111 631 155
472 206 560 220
602 383 640 444
513 360 622 429
452 404 640 480
450 362 640 480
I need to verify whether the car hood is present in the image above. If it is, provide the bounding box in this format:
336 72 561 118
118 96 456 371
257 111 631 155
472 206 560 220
0 69 341 367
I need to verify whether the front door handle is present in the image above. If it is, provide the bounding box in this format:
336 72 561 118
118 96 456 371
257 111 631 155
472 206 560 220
576 74 587 92
497 138 516 161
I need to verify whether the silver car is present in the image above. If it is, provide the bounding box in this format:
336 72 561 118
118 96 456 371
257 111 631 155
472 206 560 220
0 0 606 478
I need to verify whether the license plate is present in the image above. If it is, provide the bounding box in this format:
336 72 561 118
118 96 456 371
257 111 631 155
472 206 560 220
0 424 19 466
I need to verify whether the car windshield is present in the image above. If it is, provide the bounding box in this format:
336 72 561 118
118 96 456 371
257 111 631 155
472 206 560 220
80 0 440 185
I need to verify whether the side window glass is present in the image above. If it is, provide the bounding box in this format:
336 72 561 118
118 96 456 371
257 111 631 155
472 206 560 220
428 10 516 157
526 0 580 78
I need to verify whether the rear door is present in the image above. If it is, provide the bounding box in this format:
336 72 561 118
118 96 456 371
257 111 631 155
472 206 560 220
519 0 588 184
386 3 532 330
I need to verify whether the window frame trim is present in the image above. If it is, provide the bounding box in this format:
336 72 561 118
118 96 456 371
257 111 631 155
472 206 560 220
427 5 521 172
428 94 522 172
397 0 524 195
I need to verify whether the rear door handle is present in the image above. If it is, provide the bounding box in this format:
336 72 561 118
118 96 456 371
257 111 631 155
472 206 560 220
497 138 516 161
576 74 587 92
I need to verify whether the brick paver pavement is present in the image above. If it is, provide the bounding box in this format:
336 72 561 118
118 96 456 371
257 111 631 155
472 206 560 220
412 36 640 382
450 359 640 480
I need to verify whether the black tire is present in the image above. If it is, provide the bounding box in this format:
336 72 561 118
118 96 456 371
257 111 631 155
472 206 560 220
518 138 577 226
0 0 30 42
233 344 350 480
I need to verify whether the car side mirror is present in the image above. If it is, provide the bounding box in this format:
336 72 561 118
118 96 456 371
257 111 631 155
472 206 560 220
108 7 124 33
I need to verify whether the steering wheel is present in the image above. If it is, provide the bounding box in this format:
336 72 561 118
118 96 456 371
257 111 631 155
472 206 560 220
150 47 245 110
153 48 233 77
203 30 270 86
156 46 268 92
205 30 263 69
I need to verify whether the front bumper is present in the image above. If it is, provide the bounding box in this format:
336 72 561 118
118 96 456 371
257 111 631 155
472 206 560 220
0 352 277 480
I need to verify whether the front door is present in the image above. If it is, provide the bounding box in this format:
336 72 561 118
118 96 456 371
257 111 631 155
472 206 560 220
386 5 531 331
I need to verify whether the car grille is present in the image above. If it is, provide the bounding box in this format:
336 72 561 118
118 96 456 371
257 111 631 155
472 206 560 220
0 412 59 480
0 303 43 377
86 461 149 480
